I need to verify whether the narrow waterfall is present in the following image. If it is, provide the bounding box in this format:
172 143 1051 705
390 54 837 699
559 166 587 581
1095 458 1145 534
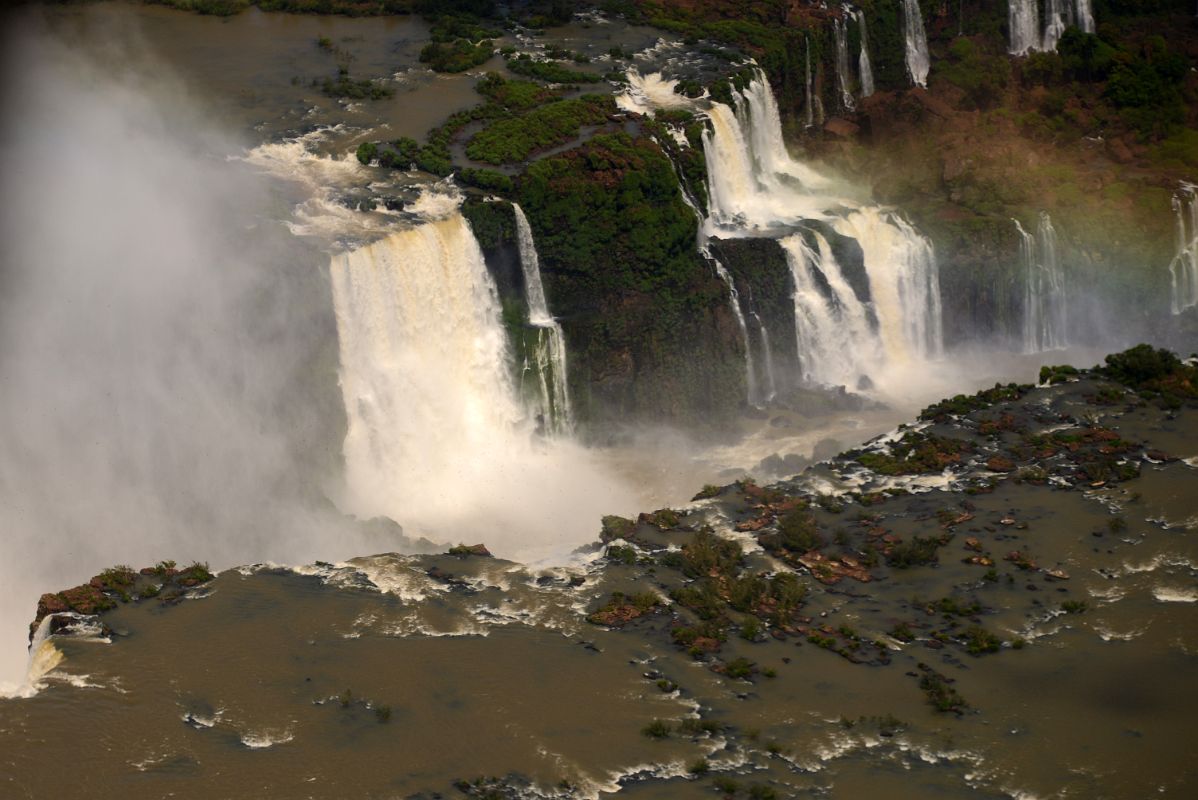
669 149 762 408
804 36 815 129
1076 0 1095 33
1043 0 1069 51
902 0 931 88
1170 184 1198 315
711 254 761 405
1009 0 1041 55
512 204 574 434
751 310 779 401
1015 213 1068 352
855 10 876 98
833 16 856 112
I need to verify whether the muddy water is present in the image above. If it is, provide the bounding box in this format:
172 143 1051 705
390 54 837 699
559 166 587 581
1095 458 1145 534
3 375 1196 797
37 1 479 145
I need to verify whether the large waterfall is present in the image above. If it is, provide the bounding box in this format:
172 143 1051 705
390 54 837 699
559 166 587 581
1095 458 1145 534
1015 213 1068 352
833 16 856 113
1170 183 1198 315
512 204 574 435
902 0 930 88
854 9 876 99
1009 0 1041 55
329 199 633 559
645 68 942 397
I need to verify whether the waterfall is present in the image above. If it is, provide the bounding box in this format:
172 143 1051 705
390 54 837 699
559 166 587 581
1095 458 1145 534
1009 0 1041 55
328 202 634 559
1043 0 1069 51
1076 0 1095 33
628 67 943 395
902 0 931 88
832 209 943 362
1170 184 1198 315
833 16 856 112
331 212 523 516
804 36 815 128
751 310 779 401
512 204 574 435
781 232 881 387
698 70 941 392
1015 213 1068 352
855 10 876 98
711 254 761 405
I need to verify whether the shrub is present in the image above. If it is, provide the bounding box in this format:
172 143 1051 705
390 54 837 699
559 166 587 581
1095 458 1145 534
420 39 494 73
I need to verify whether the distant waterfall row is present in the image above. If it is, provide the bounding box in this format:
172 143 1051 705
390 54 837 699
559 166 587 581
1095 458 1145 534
1014 213 1068 353
688 69 943 400
1009 0 1096 55
1171 183 1198 315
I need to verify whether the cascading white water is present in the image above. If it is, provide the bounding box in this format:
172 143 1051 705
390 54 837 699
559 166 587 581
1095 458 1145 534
1015 213 1068 352
624 67 943 397
854 9 876 98
1043 0 1070 51
781 232 882 387
329 198 634 560
902 0 931 88
1170 184 1198 315
1009 0 1041 55
833 208 943 362
695 70 942 394
833 16 856 112
1075 0 1095 33
512 204 574 434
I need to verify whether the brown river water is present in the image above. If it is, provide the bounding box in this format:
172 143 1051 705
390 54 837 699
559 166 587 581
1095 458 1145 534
1 3 1195 799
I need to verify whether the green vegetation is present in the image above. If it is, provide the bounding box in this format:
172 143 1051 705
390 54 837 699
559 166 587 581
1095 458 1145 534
319 68 394 100
419 39 494 73
961 625 1002 655
641 719 671 739
919 666 968 713
1099 345 1197 405
504 53 603 84
920 384 1030 422
460 197 515 249
476 73 559 111
886 534 951 568
466 95 615 164
937 37 1011 110
854 432 973 476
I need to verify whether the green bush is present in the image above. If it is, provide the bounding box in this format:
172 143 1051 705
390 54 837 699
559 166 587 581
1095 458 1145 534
466 95 614 164
504 54 603 84
458 167 514 193
355 141 378 165
420 39 494 73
